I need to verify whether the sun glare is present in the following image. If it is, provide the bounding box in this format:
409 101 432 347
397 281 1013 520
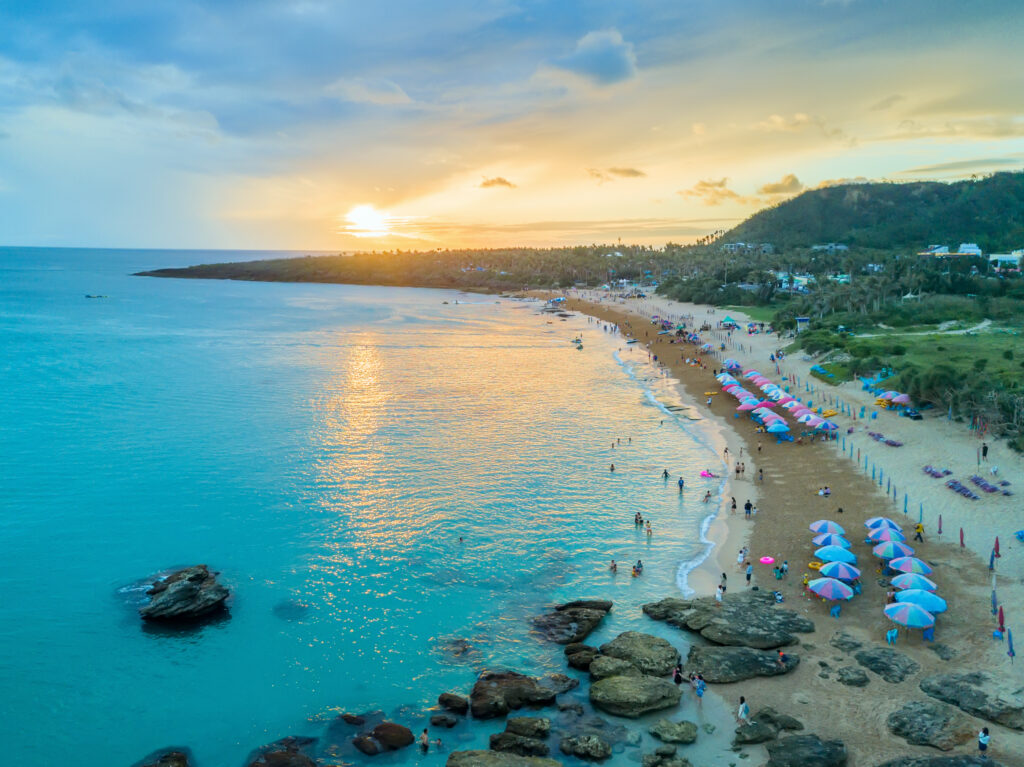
343 204 391 237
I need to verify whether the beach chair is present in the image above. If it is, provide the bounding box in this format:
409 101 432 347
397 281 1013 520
886 628 898 645
830 605 841 619
922 627 934 642
1015 530 1024 543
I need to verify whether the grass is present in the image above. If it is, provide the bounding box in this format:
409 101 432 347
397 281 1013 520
894 332 1024 385
719 305 776 324
809 362 854 385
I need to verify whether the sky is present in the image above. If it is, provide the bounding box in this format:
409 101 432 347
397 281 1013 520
1 0 1023 251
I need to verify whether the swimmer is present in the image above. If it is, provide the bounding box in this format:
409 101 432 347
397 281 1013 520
636 559 644 573
609 559 618 573
419 729 430 751
663 469 670 479
610 463 615 472
646 521 652 536
703 491 712 503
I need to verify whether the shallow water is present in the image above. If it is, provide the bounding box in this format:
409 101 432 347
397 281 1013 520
0 248 733 766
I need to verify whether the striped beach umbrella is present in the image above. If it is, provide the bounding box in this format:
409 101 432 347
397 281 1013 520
810 520 845 534
819 561 861 581
889 556 933 575
813 533 851 548
891 573 937 592
884 602 935 629
866 517 903 532
868 527 907 543
814 545 857 564
767 422 790 433
808 577 854 601
894 589 947 614
873 541 915 559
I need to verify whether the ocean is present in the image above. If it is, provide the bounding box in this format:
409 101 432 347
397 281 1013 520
0 247 732 766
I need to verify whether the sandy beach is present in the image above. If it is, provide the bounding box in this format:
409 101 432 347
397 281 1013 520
564 291 1024 767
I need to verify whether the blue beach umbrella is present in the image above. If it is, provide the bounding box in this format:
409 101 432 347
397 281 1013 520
895 589 947 614
813 533 851 548
866 517 903 532
810 520 845 535
1009 628 1015 662
889 556 933 575
815 545 857 564
808 577 854 601
819 561 860 581
873 541 915 559
883 602 935 629
767 422 789 433
868 527 907 543
891 573 937 592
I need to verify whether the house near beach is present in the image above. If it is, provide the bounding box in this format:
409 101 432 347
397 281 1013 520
721 242 774 255
989 250 1023 270
918 243 983 257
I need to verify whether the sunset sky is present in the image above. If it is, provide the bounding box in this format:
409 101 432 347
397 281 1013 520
2 0 1023 250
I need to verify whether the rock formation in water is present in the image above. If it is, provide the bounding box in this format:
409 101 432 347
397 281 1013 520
139 565 229 621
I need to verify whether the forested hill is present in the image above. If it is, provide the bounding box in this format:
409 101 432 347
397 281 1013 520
723 171 1024 252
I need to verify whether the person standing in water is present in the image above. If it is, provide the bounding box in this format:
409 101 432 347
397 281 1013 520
610 463 615 472
678 477 685 492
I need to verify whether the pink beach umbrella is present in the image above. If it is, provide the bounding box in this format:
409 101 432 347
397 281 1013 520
892 394 911 404
810 520 845 534
819 561 860 581
873 541 916 559
796 414 816 423
868 527 906 543
782 401 802 410
743 370 761 378
737 402 759 411
884 602 935 629
813 533 851 548
805 417 825 427
888 556 933 575
808 577 855 601
777 396 796 405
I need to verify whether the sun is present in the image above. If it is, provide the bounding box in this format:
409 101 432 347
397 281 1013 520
343 204 391 237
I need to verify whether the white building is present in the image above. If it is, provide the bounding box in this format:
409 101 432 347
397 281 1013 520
990 251 1023 269
957 243 983 256
811 243 849 253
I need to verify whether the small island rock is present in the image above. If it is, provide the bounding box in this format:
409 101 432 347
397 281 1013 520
589 675 681 718
140 565 229 621
765 734 847 767
534 600 612 644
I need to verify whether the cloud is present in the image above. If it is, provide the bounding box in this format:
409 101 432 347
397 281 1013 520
890 117 1024 140
608 167 645 178
680 178 754 206
553 29 637 86
691 123 706 136
588 167 645 183
814 177 870 189
869 94 904 111
480 176 516 188
757 173 805 195
898 157 1022 175
754 112 849 142
325 77 412 105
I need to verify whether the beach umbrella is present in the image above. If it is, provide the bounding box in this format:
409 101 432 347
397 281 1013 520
873 541 916 559
814 545 857 564
743 370 761 378
891 573 936 591
819 561 860 581
806 417 825 427
889 556 933 575
781 401 801 410
1009 628 1015 662
808 577 854 601
999 605 1005 632
866 517 903 532
797 413 817 423
868 527 907 543
813 533 851 548
892 394 911 404
777 396 796 405
884 602 935 629
817 421 839 430
882 391 900 400
767 422 789 433
810 520 845 534
737 402 759 411
895 589 947 614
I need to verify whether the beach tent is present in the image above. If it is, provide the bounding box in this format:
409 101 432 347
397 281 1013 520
888 556 933 575
873 541 915 559
884 602 935 629
722 316 738 324
895 589 947 614
868 527 907 543
813 533 851 548
814 545 857 564
808 577 854 601
819 562 860 581
810 520 845 534
891 573 936 591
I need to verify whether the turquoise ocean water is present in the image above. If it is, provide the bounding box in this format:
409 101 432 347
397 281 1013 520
0 248 731 766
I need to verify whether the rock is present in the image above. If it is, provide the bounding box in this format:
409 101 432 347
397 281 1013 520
507 717 551 739
920 671 1024 730
134 748 192 767
829 631 862 653
929 644 958 661
558 702 584 715
341 713 366 725
655 745 677 757
246 737 317 767
733 722 778 744
560 735 612 761
440 692 470 715
353 722 414 755
534 600 612 644
446 751 562 767
565 644 599 670
470 671 577 719
754 708 804 731
854 648 920 684
490 732 550 757
589 675 682 718
887 700 974 751
642 753 693 767
589 656 641 680
559 713 629 746
649 719 698 744
643 592 814 649
765 734 847 767
599 631 681 676
875 757 1005 767
139 565 229 621
836 666 869 687
432 714 459 728
685 645 798 683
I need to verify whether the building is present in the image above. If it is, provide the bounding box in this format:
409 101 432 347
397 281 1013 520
811 243 849 253
721 242 774 255
957 243 983 256
919 245 949 256
990 251 1023 269
918 243 984 257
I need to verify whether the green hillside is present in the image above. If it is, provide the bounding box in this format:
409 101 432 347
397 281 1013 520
723 171 1024 252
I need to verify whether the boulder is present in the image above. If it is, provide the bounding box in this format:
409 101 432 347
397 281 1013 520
684 645 798 683
534 600 612 644
353 722 414 755
589 656 641 681
734 721 778 744
754 708 804 732
341 713 366 726
431 714 459 728
507 717 551 739
854 648 920 684
559 735 612 761
836 666 869 687
875 757 1005 767
133 748 192 767
565 643 599 670
446 751 563 767
490 732 550 757
919 671 1024 730
139 565 229 621
649 719 698 744
440 692 470 715
599 631 681 676
589 675 681 718
642 752 692 767
886 700 974 751
829 631 862 653
643 592 813 649
765 734 847 767
246 737 317 767
470 671 578 719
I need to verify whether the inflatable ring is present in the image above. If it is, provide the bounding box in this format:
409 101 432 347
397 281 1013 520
808 561 822 570
704 391 719 396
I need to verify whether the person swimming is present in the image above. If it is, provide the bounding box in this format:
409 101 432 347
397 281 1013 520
663 469 670 479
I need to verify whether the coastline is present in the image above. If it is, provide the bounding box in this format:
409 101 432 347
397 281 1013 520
565 292 1024 767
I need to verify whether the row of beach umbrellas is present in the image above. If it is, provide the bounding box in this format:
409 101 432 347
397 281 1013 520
715 370 840 434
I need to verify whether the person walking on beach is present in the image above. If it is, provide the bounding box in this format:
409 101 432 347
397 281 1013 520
744 500 752 519
978 727 990 758
758 468 763 483
731 497 737 514
737 696 751 725
913 522 924 542
982 442 989 462
745 561 753 586
693 675 706 705
715 584 724 606
781 560 789 577
741 462 746 475
672 664 684 685
757 442 762 453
